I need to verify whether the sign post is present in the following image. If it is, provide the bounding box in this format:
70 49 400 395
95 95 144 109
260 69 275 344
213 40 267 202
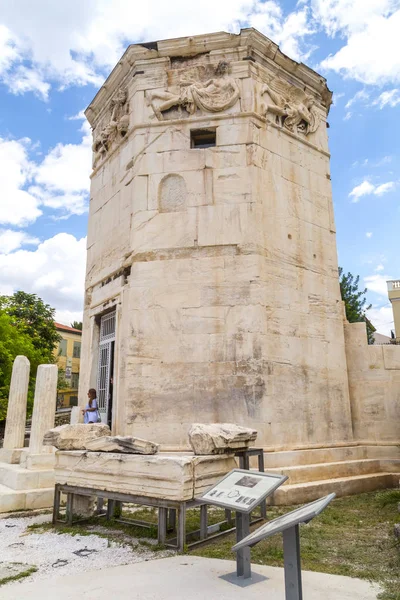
197 469 288 581
282 524 302 600
232 493 336 597
236 511 251 579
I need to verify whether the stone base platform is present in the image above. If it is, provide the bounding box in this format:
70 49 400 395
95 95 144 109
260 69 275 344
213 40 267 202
0 450 55 513
263 444 400 505
55 445 400 506
55 451 237 501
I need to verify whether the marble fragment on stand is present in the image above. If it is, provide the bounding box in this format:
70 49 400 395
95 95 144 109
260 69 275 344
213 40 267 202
43 423 111 450
85 435 159 454
55 451 237 501
188 423 257 455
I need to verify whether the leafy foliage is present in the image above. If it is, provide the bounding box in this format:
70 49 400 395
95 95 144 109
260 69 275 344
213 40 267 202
70 321 82 330
0 311 49 420
57 368 69 391
0 291 60 362
338 267 375 344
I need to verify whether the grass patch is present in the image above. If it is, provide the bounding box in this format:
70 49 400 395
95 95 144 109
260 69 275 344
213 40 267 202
190 490 400 600
0 565 38 586
26 511 161 551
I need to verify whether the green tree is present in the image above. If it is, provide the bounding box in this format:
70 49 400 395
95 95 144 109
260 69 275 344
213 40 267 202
0 291 60 361
0 311 48 420
70 321 82 330
57 368 69 391
338 267 375 344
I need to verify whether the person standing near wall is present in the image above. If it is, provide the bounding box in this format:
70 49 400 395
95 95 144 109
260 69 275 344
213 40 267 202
82 389 100 423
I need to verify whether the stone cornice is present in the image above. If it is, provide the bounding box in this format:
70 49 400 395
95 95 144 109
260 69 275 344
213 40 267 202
85 28 332 127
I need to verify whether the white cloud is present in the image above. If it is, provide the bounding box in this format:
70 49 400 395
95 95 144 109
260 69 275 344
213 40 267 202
0 0 317 96
366 232 373 238
0 137 42 226
32 119 92 217
0 229 39 254
249 4 316 61
364 273 393 297
315 1 400 86
55 309 84 328
374 181 395 195
0 118 91 226
373 88 400 108
349 179 395 201
367 304 394 337
349 180 375 200
375 264 385 272
345 89 369 109
2 64 50 100
0 233 86 315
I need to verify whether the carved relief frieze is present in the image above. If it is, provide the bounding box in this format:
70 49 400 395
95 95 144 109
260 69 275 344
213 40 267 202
92 88 129 169
260 76 320 136
146 61 240 120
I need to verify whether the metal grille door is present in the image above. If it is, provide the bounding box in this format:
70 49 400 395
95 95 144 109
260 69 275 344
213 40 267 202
97 312 116 419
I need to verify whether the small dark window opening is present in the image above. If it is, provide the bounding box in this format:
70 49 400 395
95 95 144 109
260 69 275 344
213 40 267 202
190 129 216 149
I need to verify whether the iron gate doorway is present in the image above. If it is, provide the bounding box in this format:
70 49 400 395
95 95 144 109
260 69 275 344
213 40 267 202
97 311 116 426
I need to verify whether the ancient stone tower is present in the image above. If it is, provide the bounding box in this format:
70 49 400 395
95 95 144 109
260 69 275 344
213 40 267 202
80 29 354 450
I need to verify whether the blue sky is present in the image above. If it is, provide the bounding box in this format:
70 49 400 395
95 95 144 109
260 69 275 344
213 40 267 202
0 0 398 334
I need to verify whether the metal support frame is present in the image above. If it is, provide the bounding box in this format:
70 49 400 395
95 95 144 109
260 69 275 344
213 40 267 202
53 483 232 553
168 509 176 532
282 525 303 600
158 507 168 544
235 511 251 579
52 452 269 556
235 448 267 518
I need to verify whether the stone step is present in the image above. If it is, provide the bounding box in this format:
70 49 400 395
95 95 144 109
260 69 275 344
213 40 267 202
0 463 54 491
0 483 54 513
262 445 400 469
271 472 398 506
267 459 384 485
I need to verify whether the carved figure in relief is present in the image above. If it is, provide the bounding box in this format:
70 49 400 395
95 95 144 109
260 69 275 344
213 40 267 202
92 88 129 168
146 61 240 120
261 77 319 135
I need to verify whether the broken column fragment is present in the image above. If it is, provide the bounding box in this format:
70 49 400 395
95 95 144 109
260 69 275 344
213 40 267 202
44 423 111 450
189 423 257 455
85 435 159 454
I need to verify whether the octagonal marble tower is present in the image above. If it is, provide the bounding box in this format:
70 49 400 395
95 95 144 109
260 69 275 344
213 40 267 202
80 29 353 450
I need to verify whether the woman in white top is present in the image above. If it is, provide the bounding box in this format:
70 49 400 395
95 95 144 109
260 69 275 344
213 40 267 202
82 389 100 423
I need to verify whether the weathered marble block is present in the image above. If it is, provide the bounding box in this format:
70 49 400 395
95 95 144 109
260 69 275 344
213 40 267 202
44 423 111 450
188 423 258 455
85 435 159 454
55 451 237 501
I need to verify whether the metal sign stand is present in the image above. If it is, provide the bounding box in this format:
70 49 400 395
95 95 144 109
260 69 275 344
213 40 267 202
235 511 251 579
197 469 288 587
282 524 302 600
231 493 336 597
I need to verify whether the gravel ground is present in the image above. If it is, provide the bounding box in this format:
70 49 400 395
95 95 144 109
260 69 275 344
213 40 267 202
0 512 174 589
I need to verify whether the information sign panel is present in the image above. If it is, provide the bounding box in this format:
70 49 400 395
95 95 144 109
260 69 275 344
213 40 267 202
198 469 288 513
232 493 335 551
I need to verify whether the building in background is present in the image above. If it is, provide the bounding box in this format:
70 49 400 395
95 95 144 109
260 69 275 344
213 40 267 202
387 280 400 339
55 322 82 407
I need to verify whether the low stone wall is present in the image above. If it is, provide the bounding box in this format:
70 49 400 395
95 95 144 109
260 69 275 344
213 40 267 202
345 322 400 443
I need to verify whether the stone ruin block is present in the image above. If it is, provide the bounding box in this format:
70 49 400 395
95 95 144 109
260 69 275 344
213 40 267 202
189 423 257 455
43 423 111 451
85 435 159 454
